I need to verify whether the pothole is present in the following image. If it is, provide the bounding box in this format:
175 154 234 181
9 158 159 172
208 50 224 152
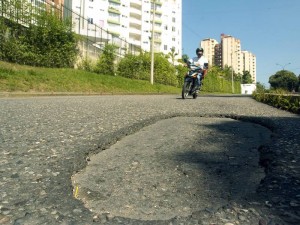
72 117 272 221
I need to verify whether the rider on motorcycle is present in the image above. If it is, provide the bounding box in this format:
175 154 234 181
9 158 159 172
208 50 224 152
191 48 208 93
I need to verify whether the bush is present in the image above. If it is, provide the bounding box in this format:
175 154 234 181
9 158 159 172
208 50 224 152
117 53 148 80
0 0 79 68
94 44 117 76
253 89 300 114
175 64 188 87
77 57 96 72
117 52 179 86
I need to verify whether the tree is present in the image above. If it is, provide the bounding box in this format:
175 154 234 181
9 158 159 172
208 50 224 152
181 54 189 63
241 71 253 84
297 74 300 92
117 51 178 86
222 65 233 81
256 82 266 92
166 47 178 65
269 70 298 92
94 44 117 76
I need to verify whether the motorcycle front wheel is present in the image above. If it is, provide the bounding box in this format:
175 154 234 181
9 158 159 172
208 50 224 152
182 81 191 99
192 92 198 99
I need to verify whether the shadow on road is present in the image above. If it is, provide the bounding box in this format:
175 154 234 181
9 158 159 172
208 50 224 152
172 116 300 224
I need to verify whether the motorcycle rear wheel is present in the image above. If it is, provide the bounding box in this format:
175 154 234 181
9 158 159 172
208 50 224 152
182 81 191 99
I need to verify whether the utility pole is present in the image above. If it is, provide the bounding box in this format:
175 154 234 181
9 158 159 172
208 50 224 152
230 50 240 94
231 52 234 94
150 0 156 85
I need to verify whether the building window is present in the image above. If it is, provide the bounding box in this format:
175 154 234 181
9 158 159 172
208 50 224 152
164 45 167 50
172 17 175 22
87 18 94 24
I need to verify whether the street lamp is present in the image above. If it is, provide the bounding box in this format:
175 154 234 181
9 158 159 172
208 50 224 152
150 0 156 85
276 62 291 71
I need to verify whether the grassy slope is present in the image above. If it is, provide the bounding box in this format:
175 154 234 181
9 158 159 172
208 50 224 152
0 61 181 94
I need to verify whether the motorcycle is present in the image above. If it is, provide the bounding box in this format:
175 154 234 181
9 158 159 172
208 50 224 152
182 58 202 99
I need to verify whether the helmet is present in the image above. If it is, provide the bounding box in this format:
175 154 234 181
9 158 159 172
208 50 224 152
196 48 204 54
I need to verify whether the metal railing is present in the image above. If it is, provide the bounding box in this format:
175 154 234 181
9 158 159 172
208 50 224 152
0 0 143 62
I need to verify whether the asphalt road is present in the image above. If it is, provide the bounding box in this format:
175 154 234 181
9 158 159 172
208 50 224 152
0 94 299 225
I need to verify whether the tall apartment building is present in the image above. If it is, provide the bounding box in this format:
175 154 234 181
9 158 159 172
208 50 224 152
242 51 256 83
201 34 256 83
69 0 182 57
221 34 243 75
214 43 222 68
200 38 218 67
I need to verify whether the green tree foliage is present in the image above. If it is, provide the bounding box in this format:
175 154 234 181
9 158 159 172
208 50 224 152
256 82 266 92
76 57 95 72
117 52 178 86
166 47 178 65
269 70 298 92
181 54 189 64
241 71 253 84
297 75 300 92
0 0 79 67
175 64 188 87
117 52 150 80
94 44 118 76
154 53 178 86
201 66 240 93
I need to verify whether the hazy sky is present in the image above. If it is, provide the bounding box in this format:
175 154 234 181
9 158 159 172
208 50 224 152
182 0 300 87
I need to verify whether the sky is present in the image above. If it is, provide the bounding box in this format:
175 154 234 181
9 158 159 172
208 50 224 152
182 0 300 87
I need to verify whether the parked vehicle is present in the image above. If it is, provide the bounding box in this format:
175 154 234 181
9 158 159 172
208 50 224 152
182 58 202 99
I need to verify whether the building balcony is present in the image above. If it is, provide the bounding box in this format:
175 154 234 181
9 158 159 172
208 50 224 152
130 0 142 8
130 7 142 17
129 27 141 35
129 29 141 40
150 0 162 6
154 30 161 34
128 38 141 46
151 9 162 16
154 19 162 25
108 0 121 4
108 19 120 25
108 7 120 14
108 30 120 37
129 18 142 27
154 39 161 44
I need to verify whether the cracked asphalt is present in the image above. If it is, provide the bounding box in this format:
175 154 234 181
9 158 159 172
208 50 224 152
0 94 299 225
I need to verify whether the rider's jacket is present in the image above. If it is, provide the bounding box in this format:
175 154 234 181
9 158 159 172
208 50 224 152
192 56 208 70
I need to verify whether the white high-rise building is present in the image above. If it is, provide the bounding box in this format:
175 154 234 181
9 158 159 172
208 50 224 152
242 51 256 83
70 0 182 57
